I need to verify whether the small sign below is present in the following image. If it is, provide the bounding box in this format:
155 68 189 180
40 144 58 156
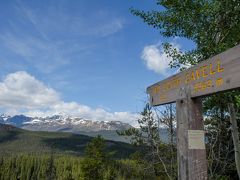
188 130 205 149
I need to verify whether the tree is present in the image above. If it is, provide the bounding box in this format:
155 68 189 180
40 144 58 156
81 135 114 180
131 0 240 68
118 103 176 179
131 0 240 178
45 153 56 180
154 104 177 177
228 101 240 177
204 93 236 178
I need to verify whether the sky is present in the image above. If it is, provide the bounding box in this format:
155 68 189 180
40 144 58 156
0 0 194 126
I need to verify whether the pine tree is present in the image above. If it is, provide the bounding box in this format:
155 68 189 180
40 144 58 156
81 135 110 180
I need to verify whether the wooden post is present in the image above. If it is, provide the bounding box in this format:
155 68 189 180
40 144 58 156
176 88 208 180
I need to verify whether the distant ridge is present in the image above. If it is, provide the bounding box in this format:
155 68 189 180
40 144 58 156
0 123 137 158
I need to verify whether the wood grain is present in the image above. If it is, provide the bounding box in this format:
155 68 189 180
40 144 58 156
176 88 207 180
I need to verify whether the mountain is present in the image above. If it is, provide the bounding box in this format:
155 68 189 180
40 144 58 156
2 115 32 126
0 114 132 142
0 114 132 131
0 114 169 143
0 123 137 158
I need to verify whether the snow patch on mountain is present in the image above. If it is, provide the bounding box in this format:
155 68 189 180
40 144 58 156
0 114 132 132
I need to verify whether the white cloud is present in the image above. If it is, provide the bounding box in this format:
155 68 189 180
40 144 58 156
0 71 60 109
141 42 180 76
0 71 138 126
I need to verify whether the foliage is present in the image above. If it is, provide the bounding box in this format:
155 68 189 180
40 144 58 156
118 103 177 179
118 103 159 146
204 92 240 179
81 135 112 180
0 154 82 180
0 153 166 180
1 125 168 179
131 0 240 68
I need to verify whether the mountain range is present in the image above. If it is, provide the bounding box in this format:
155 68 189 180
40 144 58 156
0 114 132 142
0 114 169 143
0 114 132 131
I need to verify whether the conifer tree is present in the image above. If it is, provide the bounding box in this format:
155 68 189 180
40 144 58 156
81 135 108 180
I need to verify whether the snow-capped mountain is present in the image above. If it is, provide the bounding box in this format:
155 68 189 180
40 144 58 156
0 114 11 121
0 114 132 132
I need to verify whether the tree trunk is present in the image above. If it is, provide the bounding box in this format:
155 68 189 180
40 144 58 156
228 103 240 178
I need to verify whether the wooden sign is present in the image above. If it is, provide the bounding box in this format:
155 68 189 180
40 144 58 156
147 44 240 106
147 44 240 179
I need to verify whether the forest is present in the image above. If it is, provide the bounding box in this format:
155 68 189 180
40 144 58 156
0 134 171 180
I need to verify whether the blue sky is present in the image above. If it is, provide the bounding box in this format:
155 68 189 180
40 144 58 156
0 0 194 125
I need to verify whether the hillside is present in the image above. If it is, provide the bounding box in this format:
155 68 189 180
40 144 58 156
0 123 137 158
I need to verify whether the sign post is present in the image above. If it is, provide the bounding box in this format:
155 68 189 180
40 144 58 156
147 44 240 179
176 92 207 179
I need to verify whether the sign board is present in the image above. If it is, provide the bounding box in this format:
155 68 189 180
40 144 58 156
188 130 205 149
147 45 240 106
